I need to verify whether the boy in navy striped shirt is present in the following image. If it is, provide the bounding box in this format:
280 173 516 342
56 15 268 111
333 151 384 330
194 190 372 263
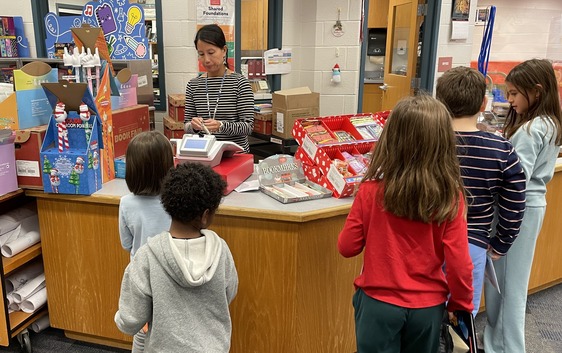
436 67 526 317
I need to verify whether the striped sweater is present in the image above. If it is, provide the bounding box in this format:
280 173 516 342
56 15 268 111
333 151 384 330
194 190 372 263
455 131 526 255
184 72 254 153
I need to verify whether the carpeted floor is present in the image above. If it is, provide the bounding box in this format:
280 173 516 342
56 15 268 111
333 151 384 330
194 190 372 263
0 283 561 352
474 283 562 353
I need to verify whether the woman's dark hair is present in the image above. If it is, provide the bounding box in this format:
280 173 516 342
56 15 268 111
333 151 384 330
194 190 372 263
194 24 229 69
125 131 174 196
161 163 226 224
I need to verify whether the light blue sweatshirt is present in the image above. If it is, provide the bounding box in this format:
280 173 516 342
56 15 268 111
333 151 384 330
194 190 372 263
510 117 560 207
118 194 171 256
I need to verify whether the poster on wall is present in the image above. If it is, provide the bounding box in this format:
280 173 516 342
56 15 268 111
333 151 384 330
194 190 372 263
196 0 235 72
44 0 149 60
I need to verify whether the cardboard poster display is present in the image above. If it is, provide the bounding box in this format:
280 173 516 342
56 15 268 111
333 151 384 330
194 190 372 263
40 82 104 195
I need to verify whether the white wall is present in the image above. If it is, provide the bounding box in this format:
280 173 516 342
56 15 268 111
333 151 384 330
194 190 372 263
432 0 480 92
282 0 363 115
470 0 562 62
2 2 36 58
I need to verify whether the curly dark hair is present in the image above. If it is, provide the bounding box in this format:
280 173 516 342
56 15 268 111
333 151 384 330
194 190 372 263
161 163 226 224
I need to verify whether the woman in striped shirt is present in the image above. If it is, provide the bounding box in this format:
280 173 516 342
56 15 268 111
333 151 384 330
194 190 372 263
184 24 254 153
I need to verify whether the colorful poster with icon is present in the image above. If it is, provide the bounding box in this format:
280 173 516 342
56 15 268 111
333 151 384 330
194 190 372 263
196 0 235 73
44 0 149 60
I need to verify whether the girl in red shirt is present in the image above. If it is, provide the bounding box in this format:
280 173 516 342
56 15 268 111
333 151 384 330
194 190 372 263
338 95 474 353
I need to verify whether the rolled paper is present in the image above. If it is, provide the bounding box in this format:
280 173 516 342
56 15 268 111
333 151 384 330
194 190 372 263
0 214 38 248
20 287 47 314
12 273 45 303
5 261 44 293
30 314 50 333
2 230 41 258
0 204 36 237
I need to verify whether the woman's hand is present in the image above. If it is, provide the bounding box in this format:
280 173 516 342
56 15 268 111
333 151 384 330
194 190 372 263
192 117 222 133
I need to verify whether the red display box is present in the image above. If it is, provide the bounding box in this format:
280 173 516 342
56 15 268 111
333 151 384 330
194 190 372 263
253 112 272 135
292 112 389 198
14 125 47 189
175 153 254 195
164 126 184 140
213 153 254 195
168 94 185 121
112 104 150 158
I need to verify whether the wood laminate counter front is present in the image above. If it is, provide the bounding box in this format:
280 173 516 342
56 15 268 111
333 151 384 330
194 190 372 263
26 161 562 352
26 179 360 352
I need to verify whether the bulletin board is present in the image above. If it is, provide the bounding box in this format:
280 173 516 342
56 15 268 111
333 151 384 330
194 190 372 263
44 0 149 60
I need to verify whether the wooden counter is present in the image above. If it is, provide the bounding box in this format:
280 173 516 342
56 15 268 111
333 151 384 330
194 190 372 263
26 179 361 352
26 162 562 351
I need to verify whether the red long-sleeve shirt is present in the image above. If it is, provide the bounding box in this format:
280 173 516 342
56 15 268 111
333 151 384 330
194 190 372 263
338 180 474 313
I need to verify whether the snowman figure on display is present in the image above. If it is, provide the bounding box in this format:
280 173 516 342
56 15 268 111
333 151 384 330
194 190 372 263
79 104 91 141
54 102 70 152
74 156 85 174
50 168 61 193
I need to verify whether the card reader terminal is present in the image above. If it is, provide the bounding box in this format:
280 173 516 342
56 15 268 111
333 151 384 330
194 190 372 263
171 134 244 167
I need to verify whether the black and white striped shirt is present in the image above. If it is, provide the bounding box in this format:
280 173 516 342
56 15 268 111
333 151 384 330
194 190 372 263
456 131 526 255
184 72 254 153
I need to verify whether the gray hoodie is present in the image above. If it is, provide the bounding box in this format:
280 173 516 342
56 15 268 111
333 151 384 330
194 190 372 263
115 230 238 353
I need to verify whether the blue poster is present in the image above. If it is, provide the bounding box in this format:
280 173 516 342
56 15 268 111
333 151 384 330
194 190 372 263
44 0 149 60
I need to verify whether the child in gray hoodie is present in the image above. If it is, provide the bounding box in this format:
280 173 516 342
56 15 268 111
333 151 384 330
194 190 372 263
115 163 238 353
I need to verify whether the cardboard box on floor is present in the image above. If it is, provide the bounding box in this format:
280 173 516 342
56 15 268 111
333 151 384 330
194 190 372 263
272 87 319 139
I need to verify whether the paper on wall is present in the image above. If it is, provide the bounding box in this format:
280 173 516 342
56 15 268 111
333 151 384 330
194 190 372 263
264 48 292 75
451 20 469 40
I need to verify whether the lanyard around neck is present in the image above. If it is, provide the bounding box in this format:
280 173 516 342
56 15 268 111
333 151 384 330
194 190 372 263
205 70 227 120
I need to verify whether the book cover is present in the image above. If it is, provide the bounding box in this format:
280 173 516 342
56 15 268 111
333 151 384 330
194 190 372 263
450 310 479 353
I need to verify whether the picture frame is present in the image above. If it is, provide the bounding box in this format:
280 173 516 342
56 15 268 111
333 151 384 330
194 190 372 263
475 7 489 26
451 0 470 21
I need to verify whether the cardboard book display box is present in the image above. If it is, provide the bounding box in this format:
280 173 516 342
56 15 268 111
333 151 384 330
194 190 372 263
163 115 184 139
110 69 138 110
258 154 332 203
0 129 18 196
40 81 103 195
112 104 150 158
0 61 59 130
253 111 272 135
168 94 185 121
14 125 47 189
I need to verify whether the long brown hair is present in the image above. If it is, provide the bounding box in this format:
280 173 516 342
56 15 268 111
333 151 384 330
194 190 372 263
503 59 562 145
363 95 463 223
125 131 175 196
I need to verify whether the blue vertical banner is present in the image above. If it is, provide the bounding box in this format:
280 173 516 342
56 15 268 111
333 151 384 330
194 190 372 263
44 0 149 60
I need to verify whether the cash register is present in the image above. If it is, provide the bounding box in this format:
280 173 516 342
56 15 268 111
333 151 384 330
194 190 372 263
172 134 244 167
